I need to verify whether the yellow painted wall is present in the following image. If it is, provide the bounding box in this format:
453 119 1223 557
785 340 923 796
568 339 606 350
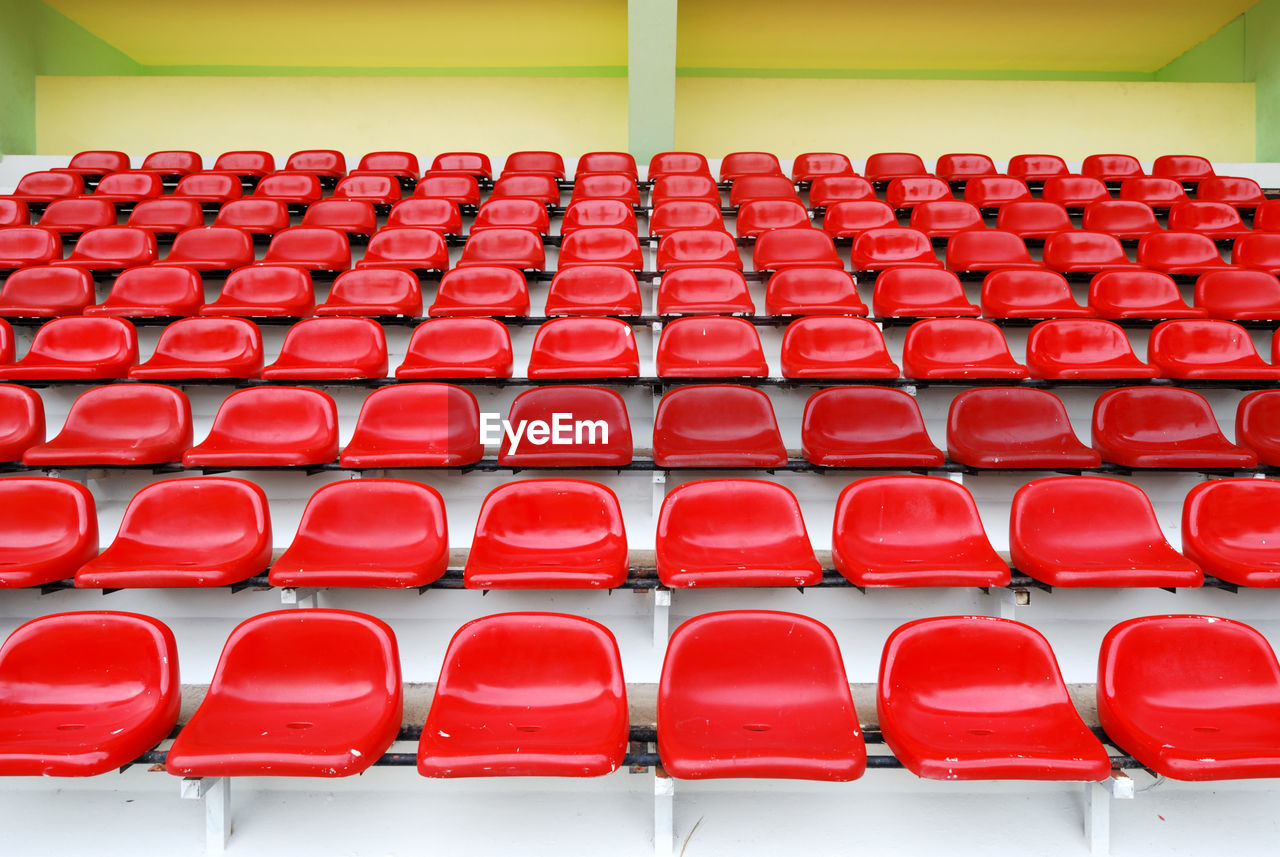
35 76 628 157
676 78 1256 161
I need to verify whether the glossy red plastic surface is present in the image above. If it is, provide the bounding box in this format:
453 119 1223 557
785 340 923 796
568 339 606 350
55 227 156 271
490 174 559 206
502 151 565 178
36 199 115 236
352 151 419 179
738 199 812 238
1237 389 1280 466
720 152 783 181
23 384 192 466
880 616 1109 780
648 152 712 180
172 172 243 204
1026 318 1157 379
1195 269 1280 319
873 267 979 317
387 198 463 234
331 175 400 206
211 151 275 178
981 269 1092 318
801 387 942 467
471 198 547 234
464 480 628 589
261 317 387 379
657 267 754 314
167 610 400 777
316 268 421 317
130 317 264 379
947 388 1100 469
810 176 876 207
1082 200 1162 240
728 176 800 207
0 316 137 379
792 152 855 182
1148 319 1280 379
653 385 786 467
909 200 985 239
397 318 513 377
765 268 867 315
498 386 632 467
357 227 448 272
1255 198 1280 228
1168 201 1250 239
201 265 314 317
545 266 642 316
657 480 820 587
1196 176 1267 208
1088 270 1205 319
430 152 492 179
456 228 545 270
753 227 841 271
1121 177 1189 208
0 384 43 462
851 227 941 270
656 316 767 377
1153 155 1214 182
154 226 254 271
270 480 447 588
1182 479 1280 586
527 317 638 378
85 171 162 204
659 611 864 780
282 149 347 179
212 199 289 236
1007 154 1070 182
884 177 951 209
0 478 95 588
0 199 28 226
0 266 93 316
1043 231 1142 273
0 612 179 775
558 227 642 269
945 229 1043 272
1098 615 1280 780
127 199 205 235
300 200 377 237
781 316 898 378
935 153 996 182
569 174 640 207
340 383 482 467
184 387 339 467
0 318 10 362
77 477 270 588
8 171 83 203
1082 153 1144 183
648 201 724 237
561 199 636 235
419 613 627 777
901 318 1028 379
577 151 638 178
414 174 481 207
866 153 928 182
429 266 530 317
257 227 350 273
1092 386 1257 468
832 476 1009 587
252 173 323 206
1234 233 1280 274
651 175 720 208
656 229 742 271
963 176 1031 209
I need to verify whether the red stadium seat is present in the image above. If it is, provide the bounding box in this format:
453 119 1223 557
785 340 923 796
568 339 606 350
657 316 767 376
498 386 632 467
166 610 400 777
22 384 191 467
251 173 323 207
1042 231 1142 274
1194 269 1280 319
331 175 401 208
1081 200 1162 240
1092 386 1256 468
153 226 254 272
546 266 642 316
172 172 243 205
184 387 339 467
269 480 448 588
282 149 347 183
7 171 82 205
85 172 163 207
1026 318 1157 379
212 199 289 237
1233 233 1280 274
471 198 547 234
0 226 61 270
1137 232 1229 275
0 478 95 587
261 317 388 380
653 385 786 467
1168 201 1250 239
0 199 28 226
866 152 928 183
657 267 754 314
397 318 513 378
340 383 482 467
754 227 842 270
851 227 941 271
1237 389 1280 466
822 200 898 240
801 387 942 467
963 176 1031 210
1098 615 1280 780
561 199 637 235
127 199 205 236
1121 177 1189 209
576 151 638 178
980 269 1092 318
55 151 129 182
429 266 530 316
1006 154 1070 183
419 614 627 778
647 152 712 180
430 152 492 179
1196 176 1267 209
833 476 1008 587
55 227 156 271
647 200 724 237
996 201 1072 240
456 228 544 270
1183 479 1280 587
257 227 351 274
901 318 1028 379
0 316 136 379
780 316 900 378
947 387 1100 469
872 267 979 317
909 201 984 239
0 385 44 463
350 151 420 185
935 153 996 183
211 151 275 180
885 177 951 210
1153 155 1214 183
809 175 876 207
1041 176 1110 210
527 317 638 378
728 176 800 207
660 612 864 780
1148 319 1280 379
357 227 448 272
1254 200 1280 231
300 200 378 239
0 317 10 362
0 266 94 316
490 174 559 206
765 268 867 315
464 480 627 589
385 198 463 235
945 230 1043 273
1088 270 1204 319
414 173 481 208
792 152 855 182
502 151 565 178
651 175 721 208
720 152 783 181
36 199 115 236
738 199 811 238
657 229 742 271
0 612 178 775
201 265 314 317
128 318 264 379
1082 153 1143 183
880 617 1108 779
76 477 269 588
317 268 421 317
569 174 640 207
558 227 642 269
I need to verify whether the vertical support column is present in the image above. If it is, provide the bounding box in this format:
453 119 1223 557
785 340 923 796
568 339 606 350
654 772 675 857
181 776 231 853
628 0 678 162
652 469 670 647
1083 771 1135 856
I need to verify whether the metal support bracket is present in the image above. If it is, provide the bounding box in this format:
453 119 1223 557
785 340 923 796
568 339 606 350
653 588 671 648
992 586 1030 619
280 587 319 608
654 772 674 857
1084 769 1135 856
181 776 231 853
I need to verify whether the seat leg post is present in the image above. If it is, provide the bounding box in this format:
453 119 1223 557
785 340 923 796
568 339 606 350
993 586 1029 620
654 771 674 857
653 588 671 648
1084 770 1134 856
181 776 231 853
280 587 319 608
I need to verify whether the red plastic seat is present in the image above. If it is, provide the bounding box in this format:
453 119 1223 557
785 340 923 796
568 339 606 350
657 267 754 314
201 265 314 317
851 227 941 271
212 199 289 237
1082 200 1162 240
963 176 1031 210
657 481 820 588
22 384 190 467
430 152 492 179
653 385 786 467
396 318 513 377
576 151 638 178
331 175 401 208
127 199 205 236
129 317 264 379
660 611 863 781
997 201 1073 241
558 227 642 269
251 173 323 207
166 610 400 777
257 227 350 274
490 174 559 207
1121 177 1189 209
340 383 482 467
464 480 627 589
1026 319 1158 379
0 612 179 775
728 176 800 207
184 387 339 467
498 386 632 467
885 177 951 209
316 268 421 317
780 316 898 378
1006 154 1070 183
0 385 43 462
0 266 94 316
1234 232 1280 274
56 151 129 182
560 199 637 236
1092 386 1256 468
154 226 254 272
866 153 928 183
471 198 547 234
1138 232 1228 275
8 171 83 205
651 175 721 209
1011 477 1201 587
350 151 419 184
947 387 1100 468
1195 269 1280 319
945 230 1042 273
801 387 942 467
719 152 783 182
419 613 627 778
76 477 270 587
809 175 876 207
456 228 545 270
0 316 137 379
647 200 724 237
981 269 1092 318
1183 479 1280 587
0 199 28 226
502 151 565 178
909 201 984 239
879 616 1108 779
527 317 638 378
0 226 61 270
765 268 867 315
1148 318 1280 379
36 199 115 236
1088 270 1204 319
656 316 767 377
1082 154 1143 183
545 266 642 316
935 153 996 183
647 152 712 180
55 227 156 271
1098 615 1280 780
414 173 481 208
873 267 979 317
656 229 742 271
738 199 811 238
902 318 1028 379
172 172 243 205
357 227 448 272
1153 155 1215 184
0 478 95 587
569 174 640 207
299 200 378 239
429 266 529 316
1168 201 1250 239
280 150 347 182
821 200 900 241
0 318 11 362
211 151 275 181
792 153 855 182
270 480 447 588
387 198 463 234
833 476 1008 587
261 317 388 380
1196 176 1267 209
1238 389 1280 466
85 172 163 207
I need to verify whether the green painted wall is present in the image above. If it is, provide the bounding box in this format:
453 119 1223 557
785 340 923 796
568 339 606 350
627 0 676 160
1244 0 1280 160
0 0 38 155
34 0 140 75
1157 15 1246 82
